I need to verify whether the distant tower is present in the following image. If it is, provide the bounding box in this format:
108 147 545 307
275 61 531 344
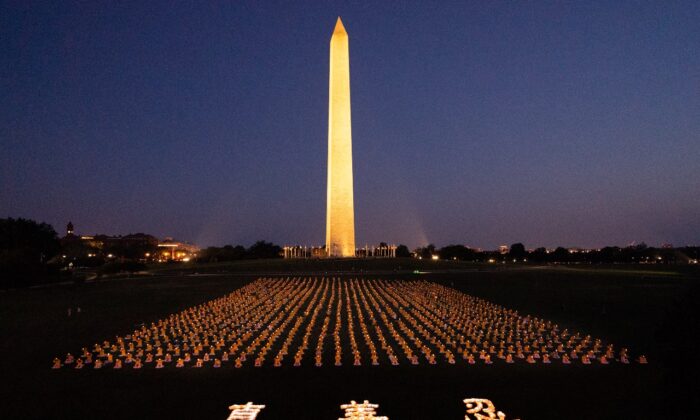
325 17 356 257
66 221 74 236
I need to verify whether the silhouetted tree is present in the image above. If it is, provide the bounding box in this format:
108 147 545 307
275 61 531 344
395 244 411 258
552 247 569 262
102 234 158 260
60 238 98 259
509 243 526 260
597 246 621 263
439 245 477 261
226 245 247 260
529 247 548 263
0 218 61 288
414 244 436 259
199 245 249 262
247 241 282 259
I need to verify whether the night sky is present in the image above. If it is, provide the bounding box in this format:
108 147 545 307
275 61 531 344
2 1 699 249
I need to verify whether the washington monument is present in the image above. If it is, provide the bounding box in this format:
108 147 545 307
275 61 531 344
325 17 356 257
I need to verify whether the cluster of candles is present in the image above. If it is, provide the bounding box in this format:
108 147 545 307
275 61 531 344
52 277 646 370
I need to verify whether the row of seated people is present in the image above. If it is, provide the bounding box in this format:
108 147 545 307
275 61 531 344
52 278 648 369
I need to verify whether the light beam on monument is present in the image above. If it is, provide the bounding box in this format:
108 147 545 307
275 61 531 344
325 17 356 257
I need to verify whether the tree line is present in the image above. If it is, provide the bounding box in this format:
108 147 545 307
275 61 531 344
414 242 700 264
196 241 282 262
0 218 285 288
2 217 698 289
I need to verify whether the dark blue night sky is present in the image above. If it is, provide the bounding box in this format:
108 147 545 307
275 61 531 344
2 1 699 249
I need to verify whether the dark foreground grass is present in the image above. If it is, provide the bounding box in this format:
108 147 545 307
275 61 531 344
1 265 698 419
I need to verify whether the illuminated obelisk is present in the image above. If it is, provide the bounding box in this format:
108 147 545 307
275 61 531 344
325 17 355 257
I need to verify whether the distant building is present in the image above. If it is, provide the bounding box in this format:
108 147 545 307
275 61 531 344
356 244 396 258
498 245 509 254
61 221 197 262
283 243 397 259
283 246 322 259
157 238 199 262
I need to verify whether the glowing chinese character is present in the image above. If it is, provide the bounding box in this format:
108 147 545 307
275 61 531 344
339 400 388 420
227 402 265 420
464 398 509 420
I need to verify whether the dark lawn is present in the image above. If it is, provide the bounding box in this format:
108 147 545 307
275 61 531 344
1 264 698 419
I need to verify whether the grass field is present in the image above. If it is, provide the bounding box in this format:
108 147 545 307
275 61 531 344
1 261 698 419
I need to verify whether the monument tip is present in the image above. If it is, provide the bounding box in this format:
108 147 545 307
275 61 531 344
333 17 347 35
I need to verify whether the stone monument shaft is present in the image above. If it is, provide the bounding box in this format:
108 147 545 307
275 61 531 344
326 17 355 257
